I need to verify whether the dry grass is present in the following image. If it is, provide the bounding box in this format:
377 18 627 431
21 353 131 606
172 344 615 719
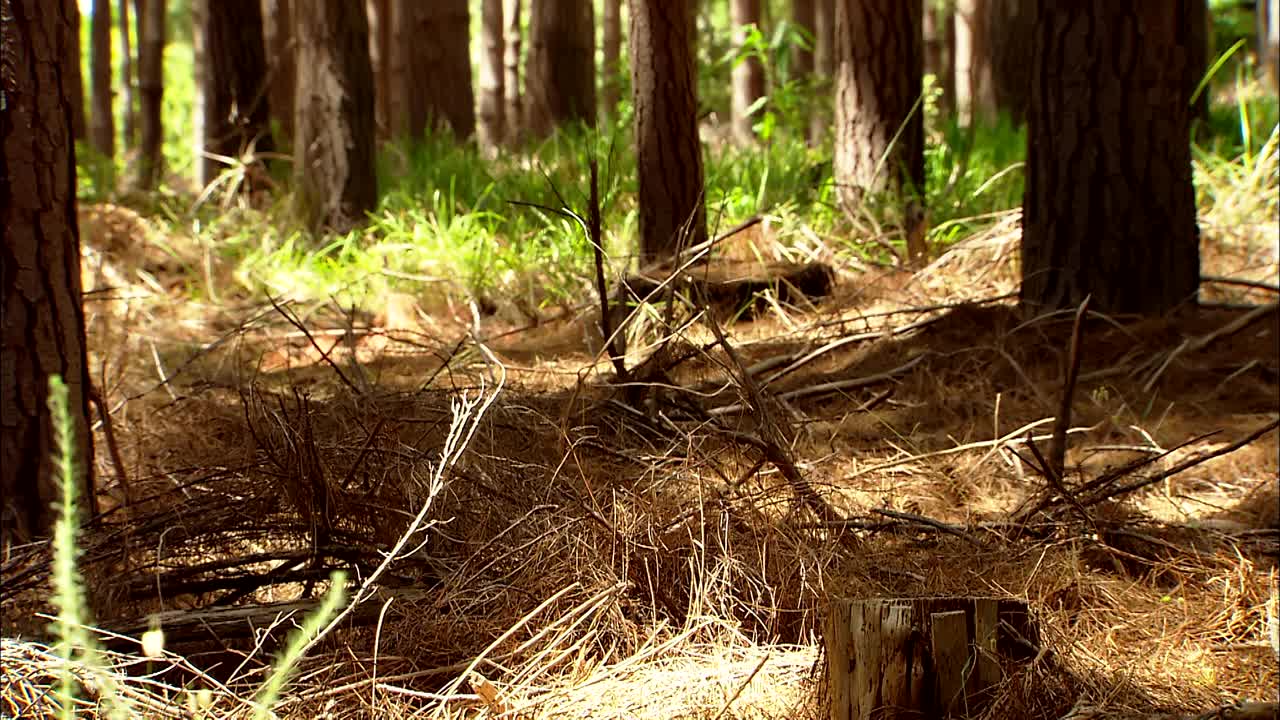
2 197 1277 719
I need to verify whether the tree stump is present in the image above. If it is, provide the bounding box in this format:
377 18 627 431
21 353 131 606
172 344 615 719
824 596 1036 720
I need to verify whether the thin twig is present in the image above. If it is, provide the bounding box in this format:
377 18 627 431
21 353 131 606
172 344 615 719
1048 296 1089 479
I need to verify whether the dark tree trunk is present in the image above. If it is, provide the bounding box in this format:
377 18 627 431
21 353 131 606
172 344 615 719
807 0 834 144
1021 2 1200 316
987 0 1036 124
630 0 706 263
390 0 475 140
1 0 97 543
90 0 116 161
294 0 376 233
730 0 766 145
478 0 505 147
832 0 924 207
601 0 622 116
120 0 136 150
525 0 596 137
135 0 164 190
1186 0 1209 129
792 0 815 78
200 0 274 187
68 0 87 141
503 0 523 142
366 0 391 137
262 0 296 144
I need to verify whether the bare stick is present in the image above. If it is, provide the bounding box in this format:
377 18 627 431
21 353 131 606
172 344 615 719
587 158 628 381
1048 295 1089 481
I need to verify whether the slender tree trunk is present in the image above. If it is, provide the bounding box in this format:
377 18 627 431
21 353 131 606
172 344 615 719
294 0 376 233
730 0 766 145
792 0 816 79
90 0 115 161
366 0 391 137
199 0 274 187
987 0 1035 123
924 0 955 114
1 0 97 543
832 0 924 207
67 0 87 141
631 0 706 263
601 0 622 117
390 0 474 140
525 0 596 137
503 0 523 142
954 0 995 126
120 0 136 150
262 0 296 144
478 0 506 147
1263 0 1280 92
807 0 834 144
1021 1 1199 316
136 0 165 189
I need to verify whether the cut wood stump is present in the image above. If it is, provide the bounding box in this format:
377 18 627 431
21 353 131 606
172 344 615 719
824 596 1037 720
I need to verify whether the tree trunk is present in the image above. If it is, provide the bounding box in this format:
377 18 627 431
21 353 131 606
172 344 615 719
503 0 523 143
1 0 97 544
792 0 815 79
366 0 391 137
923 0 955 114
953 0 995 126
1021 1 1200 316
90 0 116 161
478 0 505 147
832 0 924 208
119 0 136 150
1187 0 1209 130
67 0 87 141
199 0 274 187
987 0 1035 124
1262 0 1280 93
262 0 296 144
807 0 834 145
525 0 596 137
730 0 766 145
388 0 474 140
601 0 622 117
136 0 165 190
630 0 706 263
293 0 376 233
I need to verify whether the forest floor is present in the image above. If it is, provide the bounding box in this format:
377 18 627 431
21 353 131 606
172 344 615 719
3 204 1279 719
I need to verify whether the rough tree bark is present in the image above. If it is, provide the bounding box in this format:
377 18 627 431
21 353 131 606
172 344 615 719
1021 1 1200 316
389 0 474 139
135 0 164 189
987 0 1036 123
525 0 596 137
631 0 706 263
262 0 296 144
366 0 391 137
478 0 506 147
503 0 523 143
293 0 376 233
199 0 275 186
832 0 924 207
90 0 115 160
1 0 97 543
730 0 766 145
601 0 622 116
953 0 995 126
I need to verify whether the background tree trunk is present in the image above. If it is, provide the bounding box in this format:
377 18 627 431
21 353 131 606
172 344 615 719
525 0 596 137
924 0 955 114
987 0 1035 123
293 0 376 233
136 0 165 189
601 0 622 117
730 0 766 145
199 0 274 187
502 0 523 143
1 0 97 544
807 0 834 145
1262 0 1280 92
119 0 136 150
262 0 296 144
389 0 475 140
366 0 391 138
478 0 506 147
953 0 995 126
68 0 87 141
832 0 924 208
1187 0 1209 129
631 0 706 263
90 0 116 161
1021 1 1200 316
